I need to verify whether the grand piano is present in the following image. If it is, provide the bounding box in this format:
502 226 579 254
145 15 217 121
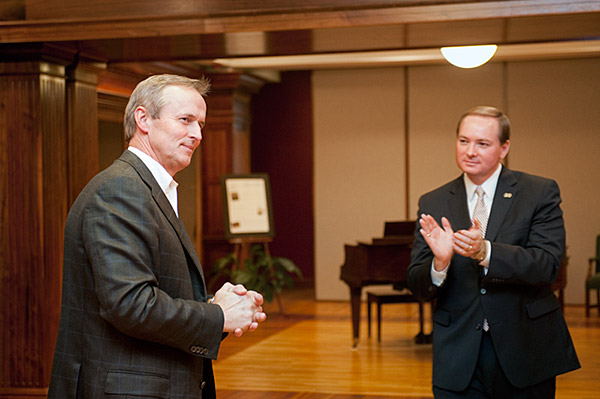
340 220 429 346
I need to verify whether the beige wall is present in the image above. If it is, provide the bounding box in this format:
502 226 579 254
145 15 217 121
313 57 600 304
313 68 407 300
506 58 600 306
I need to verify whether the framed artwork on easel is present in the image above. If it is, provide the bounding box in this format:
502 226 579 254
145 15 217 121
221 173 275 239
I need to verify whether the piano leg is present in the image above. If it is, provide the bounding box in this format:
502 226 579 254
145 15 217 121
414 300 433 344
349 286 361 347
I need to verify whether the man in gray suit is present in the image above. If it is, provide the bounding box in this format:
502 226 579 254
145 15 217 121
49 74 266 399
407 106 579 398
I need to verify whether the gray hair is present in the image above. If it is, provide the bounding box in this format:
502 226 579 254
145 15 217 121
123 74 211 142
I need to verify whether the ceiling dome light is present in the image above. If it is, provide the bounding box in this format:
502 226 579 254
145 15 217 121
440 45 498 68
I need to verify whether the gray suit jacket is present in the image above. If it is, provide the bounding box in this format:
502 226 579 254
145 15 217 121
407 167 580 391
49 150 224 399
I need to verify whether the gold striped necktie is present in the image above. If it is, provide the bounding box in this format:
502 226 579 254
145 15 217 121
475 186 489 332
473 186 487 238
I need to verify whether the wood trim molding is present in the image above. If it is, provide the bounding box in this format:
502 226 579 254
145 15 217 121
1 1 599 43
0 387 48 398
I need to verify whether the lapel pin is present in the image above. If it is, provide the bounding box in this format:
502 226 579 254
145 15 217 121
503 192 513 198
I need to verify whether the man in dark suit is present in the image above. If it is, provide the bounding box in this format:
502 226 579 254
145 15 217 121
407 106 580 398
49 74 266 399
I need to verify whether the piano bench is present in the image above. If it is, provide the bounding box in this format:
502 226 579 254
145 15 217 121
366 290 426 343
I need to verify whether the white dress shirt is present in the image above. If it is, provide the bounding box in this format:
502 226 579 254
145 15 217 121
127 146 179 217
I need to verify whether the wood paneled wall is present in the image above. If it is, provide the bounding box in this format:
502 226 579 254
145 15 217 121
0 1 24 20
0 61 68 398
0 46 104 397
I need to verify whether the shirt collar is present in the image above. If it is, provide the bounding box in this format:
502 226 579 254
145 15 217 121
127 146 176 194
463 163 503 201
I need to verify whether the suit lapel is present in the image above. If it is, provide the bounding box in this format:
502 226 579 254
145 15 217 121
118 150 207 291
447 177 471 230
486 167 518 241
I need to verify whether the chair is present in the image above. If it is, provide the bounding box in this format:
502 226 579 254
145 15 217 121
366 289 433 344
585 235 600 317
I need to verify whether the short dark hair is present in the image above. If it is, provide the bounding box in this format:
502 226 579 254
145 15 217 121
123 74 211 143
456 105 510 144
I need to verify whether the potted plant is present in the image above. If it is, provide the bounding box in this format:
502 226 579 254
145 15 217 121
210 244 302 314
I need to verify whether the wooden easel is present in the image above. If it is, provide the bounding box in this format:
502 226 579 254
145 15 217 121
228 235 290 313
229 236 273 271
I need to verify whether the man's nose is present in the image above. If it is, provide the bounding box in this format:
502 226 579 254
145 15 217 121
466 143 477 156
190 123 202 141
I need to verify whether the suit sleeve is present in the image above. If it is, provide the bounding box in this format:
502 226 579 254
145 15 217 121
486 178 565 286
82 173 224 359
407 198 440 302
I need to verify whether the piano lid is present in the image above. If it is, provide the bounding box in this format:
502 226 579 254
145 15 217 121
383 220 416 237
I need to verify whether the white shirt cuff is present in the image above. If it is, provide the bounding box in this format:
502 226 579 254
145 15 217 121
431 259 449 287
479 240 491 275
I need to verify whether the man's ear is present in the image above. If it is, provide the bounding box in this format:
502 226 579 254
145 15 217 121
500 139 510 159
134 106 150 133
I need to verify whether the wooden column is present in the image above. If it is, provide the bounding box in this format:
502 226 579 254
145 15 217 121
66 61 103 205
0 51 102 398
0 61 67 398
200 73 264 282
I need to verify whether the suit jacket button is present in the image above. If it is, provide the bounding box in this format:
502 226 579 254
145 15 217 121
480 288 487 295
200 381 206 390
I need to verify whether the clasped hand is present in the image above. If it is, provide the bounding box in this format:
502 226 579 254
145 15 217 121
212 282 267 337
419 214 484 271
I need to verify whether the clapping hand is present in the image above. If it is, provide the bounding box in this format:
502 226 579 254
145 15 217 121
419 214 455 271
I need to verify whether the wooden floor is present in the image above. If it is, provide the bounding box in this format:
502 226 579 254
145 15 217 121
214 287 600 399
